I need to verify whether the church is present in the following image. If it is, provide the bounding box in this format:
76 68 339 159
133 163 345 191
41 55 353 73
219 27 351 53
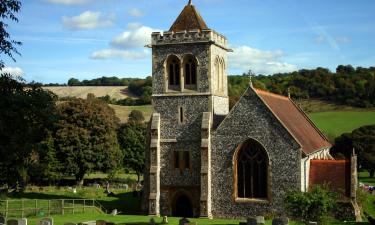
142 1 357 218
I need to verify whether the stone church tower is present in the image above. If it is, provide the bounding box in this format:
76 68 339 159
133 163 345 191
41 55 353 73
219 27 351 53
143 0 230 218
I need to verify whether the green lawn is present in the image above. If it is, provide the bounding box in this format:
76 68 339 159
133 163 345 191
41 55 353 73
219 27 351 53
308 111 375 139
358 171 375 219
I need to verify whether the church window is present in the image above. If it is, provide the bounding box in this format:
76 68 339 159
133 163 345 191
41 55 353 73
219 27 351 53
179 107 184 124
235 139 269 199
184 58 197 85
173 150 191 174
167 55 181 90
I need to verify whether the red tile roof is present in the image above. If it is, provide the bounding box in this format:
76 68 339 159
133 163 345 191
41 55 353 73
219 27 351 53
309 160 351 196
254 88 331 155
169 4 208 32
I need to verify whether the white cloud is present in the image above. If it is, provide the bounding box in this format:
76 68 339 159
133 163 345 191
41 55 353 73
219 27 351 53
45 0 89 5
229 46 298 75
0 67 24 77
90 49 149 60
128 8 144 17
62 11 115 31
110 24 160 49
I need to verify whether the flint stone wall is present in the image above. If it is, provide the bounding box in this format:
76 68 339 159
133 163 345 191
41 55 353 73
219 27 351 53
211 87 301 217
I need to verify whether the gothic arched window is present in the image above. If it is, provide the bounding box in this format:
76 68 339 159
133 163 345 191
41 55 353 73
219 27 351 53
183 55 197 88
167 55 180 88
235 139 269 199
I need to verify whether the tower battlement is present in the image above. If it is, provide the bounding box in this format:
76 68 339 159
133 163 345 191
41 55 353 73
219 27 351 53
151 29 228 49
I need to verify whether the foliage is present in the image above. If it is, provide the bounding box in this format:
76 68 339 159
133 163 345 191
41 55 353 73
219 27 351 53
127 76 152 104
0 75 57 186
117 123 146 182
331 125 375 177
0 0 22 69
229 65 375 109
284 186 337 224
53 98 123 185
128 110 145 124
67 76 137 86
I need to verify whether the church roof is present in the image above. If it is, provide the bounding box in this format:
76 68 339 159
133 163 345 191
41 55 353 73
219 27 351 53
309 160 351 197
254 88 331 155
169 2 209 32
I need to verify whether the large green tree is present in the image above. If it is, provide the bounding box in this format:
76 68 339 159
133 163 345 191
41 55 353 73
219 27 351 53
0 0 22 69
331 125 375 177
117 123 146 182
0 75 57 186
54 98 122 185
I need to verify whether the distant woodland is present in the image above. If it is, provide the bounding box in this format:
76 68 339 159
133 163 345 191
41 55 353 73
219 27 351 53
46 65 375 108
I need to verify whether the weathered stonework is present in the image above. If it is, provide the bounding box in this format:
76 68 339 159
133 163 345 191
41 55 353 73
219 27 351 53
211 88 301 217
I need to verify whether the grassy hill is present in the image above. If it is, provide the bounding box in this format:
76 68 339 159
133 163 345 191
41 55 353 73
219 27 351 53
109 104 153 123
44 86 135 100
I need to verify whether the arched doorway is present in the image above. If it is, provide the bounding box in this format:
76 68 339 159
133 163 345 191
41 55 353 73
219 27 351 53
172 193 193 218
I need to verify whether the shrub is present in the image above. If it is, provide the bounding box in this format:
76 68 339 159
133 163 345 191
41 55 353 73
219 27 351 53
284 185 337 224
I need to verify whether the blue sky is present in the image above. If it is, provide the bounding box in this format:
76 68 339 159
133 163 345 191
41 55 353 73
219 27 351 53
2 0 375 84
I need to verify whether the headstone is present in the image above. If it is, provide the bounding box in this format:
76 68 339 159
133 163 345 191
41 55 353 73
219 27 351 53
179 218 190 225
161 216 168 224
96 220 106 225
272 217 289 225
246 218 257 225
110 209 118 216
255 216 265 224
6 220 18 225
18 218 27 225
149 218 156 225
40 218 53 225
0 215 6 224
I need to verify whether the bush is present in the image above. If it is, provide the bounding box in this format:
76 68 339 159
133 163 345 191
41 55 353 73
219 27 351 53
284 185 337 224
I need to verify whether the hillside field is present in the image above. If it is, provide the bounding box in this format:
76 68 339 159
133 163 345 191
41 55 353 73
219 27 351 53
44 86 134 99
308 111 375 139
109 104 153 123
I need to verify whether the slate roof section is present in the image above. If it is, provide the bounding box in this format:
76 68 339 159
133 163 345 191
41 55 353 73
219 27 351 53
169 3 209 32
254 88 331 155
309 159 351 197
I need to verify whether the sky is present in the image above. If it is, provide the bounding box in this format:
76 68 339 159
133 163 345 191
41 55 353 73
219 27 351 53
1 0 375 84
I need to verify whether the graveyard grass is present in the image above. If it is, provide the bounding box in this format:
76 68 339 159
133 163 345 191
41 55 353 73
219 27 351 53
359 171 375 219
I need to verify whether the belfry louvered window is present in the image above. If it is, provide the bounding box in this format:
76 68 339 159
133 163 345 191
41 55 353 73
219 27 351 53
184 58 197 85
168 57 180 86
237 139 268 199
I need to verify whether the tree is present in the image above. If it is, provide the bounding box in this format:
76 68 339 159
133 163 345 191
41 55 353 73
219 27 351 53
284 186 337 224
0 75 57 186
0 0 22 69
117 123 146 182
331 125 375 177
54 98 122 185
128 110 145 124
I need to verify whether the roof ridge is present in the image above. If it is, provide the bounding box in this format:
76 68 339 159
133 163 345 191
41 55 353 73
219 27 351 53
254 88 289 100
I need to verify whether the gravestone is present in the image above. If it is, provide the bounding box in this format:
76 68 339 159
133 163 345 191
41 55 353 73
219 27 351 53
178 218 190 225
96 220 106 225
18 218 27 225
40 217 53 225
246 218 257 225
0 215 6 224
6 219 18 225
161 216 168 224
272 217 289 225
149 218 156 225
255 216 265 224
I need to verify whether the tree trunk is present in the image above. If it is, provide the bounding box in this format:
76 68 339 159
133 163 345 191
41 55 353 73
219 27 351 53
75 171 85 186
370 169 374 178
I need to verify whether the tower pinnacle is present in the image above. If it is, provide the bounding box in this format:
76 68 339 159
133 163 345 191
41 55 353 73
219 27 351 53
188 0 192 5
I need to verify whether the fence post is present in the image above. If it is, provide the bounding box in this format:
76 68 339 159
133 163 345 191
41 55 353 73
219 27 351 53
5 200 8 218
72 199 75 215
48 200 50 217
21 199 24 218
35 199 38 216
61 199 64 215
